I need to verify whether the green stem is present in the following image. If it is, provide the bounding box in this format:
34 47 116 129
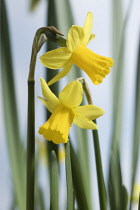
26 25 64 210
79 78 107 209
26 80 35 210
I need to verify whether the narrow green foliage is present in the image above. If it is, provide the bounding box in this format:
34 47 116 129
108 143 124 210
1 0 25 209
70 142 90 210
50 151 59 210
35 185 46 210
112 0 133 144
92 121 107 210
54 0 74 33
45 0 59 165
65 141 74 210
129 37 140 210
109 1 134 209
121 185 128 210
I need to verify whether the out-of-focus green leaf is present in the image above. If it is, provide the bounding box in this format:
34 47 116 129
29 0 41 11
65 141 74 210
1 0 26 209
35 183 46 210
50 151 59 210
54 0 74 33
112 0 133 144
70 142 90 210
45 0 59 168
121 185 128 210
108 1 134 209
108 143 123 210
129 36 140 210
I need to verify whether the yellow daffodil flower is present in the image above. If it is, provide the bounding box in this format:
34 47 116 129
38 78 105 144
40 12 114 86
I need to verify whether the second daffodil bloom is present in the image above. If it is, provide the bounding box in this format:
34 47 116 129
38 78 105 144
40 12 114 86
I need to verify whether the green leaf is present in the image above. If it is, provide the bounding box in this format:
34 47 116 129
50 151 59 210
129 36 140 210
112 0 133 145
35 182 46 210
45 0 59 168
70 142 90 210
92 121 107 210
65 141 74 210
1 0 26 209
109 1 134 208
108 143 123 210
121 185 128 210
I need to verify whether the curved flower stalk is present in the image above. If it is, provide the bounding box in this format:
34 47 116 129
38 78 105 144
40 12 114 86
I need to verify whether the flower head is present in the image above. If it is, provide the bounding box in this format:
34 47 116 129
40 12 114 86
38 78 105 144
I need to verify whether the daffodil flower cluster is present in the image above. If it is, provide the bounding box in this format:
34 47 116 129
38 12 114 144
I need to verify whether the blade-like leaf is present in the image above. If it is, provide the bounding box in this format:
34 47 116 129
50 151 59 210
112 0 134 144
108 0 134 208
1 0 26 209
45 0 59 168
92 121 107 210
70 142 90 210
65 141 74 210
129 35 140 210
121 185 128 210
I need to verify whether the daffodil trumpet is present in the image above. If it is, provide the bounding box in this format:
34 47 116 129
40 12 114 86
38 78 105 144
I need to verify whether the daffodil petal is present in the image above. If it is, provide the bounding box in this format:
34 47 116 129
83 12 93 45
40 47 71 69
88 34 96 44
73 105 105 120
59 81 83 108
48 61 72 86
38 97 56 113
40 78 60 108
66 25 84 52
73 116 98 130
